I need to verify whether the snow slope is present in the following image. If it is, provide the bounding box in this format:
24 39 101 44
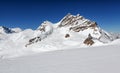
0 44 120 73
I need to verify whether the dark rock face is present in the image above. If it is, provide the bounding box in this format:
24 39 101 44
84 34 94 45
38 25 46 32
69 22 98 32
89 22 97 28
65 34 70 38
58 13 98 33
58 13 84 27
0 26 14 34
69 26 88 32
25 37 41 47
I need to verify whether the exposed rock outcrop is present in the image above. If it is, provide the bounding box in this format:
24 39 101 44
58 13 84 27
38 25 46 32
69 22 98 32
84 34 94 45
25 21 54 47
65 34 70 38
25 36 41 47
0 26 14 34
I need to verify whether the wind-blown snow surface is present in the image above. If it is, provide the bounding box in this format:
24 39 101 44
0 44 120 73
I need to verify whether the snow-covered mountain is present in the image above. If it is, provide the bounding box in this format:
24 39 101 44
0 13 120 59
58 13 113 43
0 26 14 34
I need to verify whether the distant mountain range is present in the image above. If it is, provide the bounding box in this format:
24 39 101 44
0 13 120 58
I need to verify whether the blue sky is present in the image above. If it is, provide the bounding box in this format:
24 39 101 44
0 0 120 32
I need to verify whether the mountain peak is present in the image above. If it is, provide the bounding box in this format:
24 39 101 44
0 26 14 34
57 13 98 32
37 21 53 30
58 13 91 27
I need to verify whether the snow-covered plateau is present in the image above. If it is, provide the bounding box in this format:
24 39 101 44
0 13 120 73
